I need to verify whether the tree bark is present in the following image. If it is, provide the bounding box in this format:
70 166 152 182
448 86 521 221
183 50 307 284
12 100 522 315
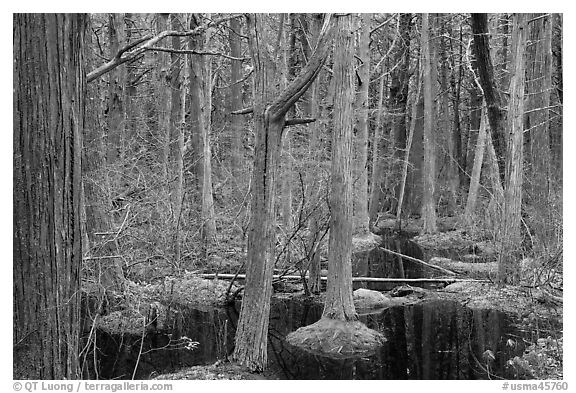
13 13 86 379
323 14 357 321
228 17 244 176
464 103 487 226
353 13 371 234
525 14 553 249
169 13 184 224
499 13 528 285
106 13 127 171
421 13 438 233
232 13 334 372
471 13 507 183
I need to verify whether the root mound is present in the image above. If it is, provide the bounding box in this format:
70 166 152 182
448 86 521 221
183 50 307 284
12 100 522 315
286 318 386 359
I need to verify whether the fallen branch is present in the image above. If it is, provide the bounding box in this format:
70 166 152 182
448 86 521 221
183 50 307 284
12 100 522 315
199 273 484 284
285 118 316 127
377 246 457 276
231 107 253 115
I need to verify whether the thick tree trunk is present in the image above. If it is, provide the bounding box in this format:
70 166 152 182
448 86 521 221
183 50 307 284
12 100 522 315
525 14 553 249
421 13 438 233
13 13 86 379
499 13 528 285
471 13 506 183
323 14 357 321
233 13 334 371
189 14 216 258
353 13 371 234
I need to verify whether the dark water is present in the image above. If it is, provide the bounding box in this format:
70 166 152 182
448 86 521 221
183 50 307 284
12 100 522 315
87 299 530 380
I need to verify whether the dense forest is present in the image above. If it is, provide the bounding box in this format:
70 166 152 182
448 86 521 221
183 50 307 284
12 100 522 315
13 13 562 380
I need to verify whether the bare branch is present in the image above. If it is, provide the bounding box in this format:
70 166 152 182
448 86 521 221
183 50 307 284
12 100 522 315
284 118 316 126
149 46 249 61
268 13 335 119
231 107 253 115
87 14 243 83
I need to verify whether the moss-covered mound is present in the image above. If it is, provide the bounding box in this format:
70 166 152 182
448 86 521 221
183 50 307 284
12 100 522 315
285 318 386 359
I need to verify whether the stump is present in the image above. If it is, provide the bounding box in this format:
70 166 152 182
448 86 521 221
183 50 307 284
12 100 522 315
285 318 386 359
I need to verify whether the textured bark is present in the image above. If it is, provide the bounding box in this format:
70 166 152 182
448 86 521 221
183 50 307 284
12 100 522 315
526 14 552 211
499 13 528 285
471 13 506 183
323 14 357 322
233 13 334 372
353 13 371 234
13 13 86 379
421 13 438 234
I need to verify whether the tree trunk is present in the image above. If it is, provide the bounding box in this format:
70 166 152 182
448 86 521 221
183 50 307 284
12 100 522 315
232 13 335 372
421 13 438 233
13 13 86 379
439 16 458 211
189 14 216 258
201 19 217 258
471 13 506 183
156 14 172 181
397 66 423 222
464 103 487 226
169 13 184 224
353 13 371 234
368 70 386 228
323 14 357 321
107 13 127 173
302 14 323 294
228 17 244 178
525 14 553 249
499 13 528 285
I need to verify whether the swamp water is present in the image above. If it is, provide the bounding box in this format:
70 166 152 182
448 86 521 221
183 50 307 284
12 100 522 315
88 299 529 380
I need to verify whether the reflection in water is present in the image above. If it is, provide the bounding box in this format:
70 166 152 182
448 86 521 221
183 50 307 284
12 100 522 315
88 299 526 380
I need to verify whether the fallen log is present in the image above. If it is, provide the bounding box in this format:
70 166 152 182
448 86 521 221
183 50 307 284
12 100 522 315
377 246 457 276
198 273 486 284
